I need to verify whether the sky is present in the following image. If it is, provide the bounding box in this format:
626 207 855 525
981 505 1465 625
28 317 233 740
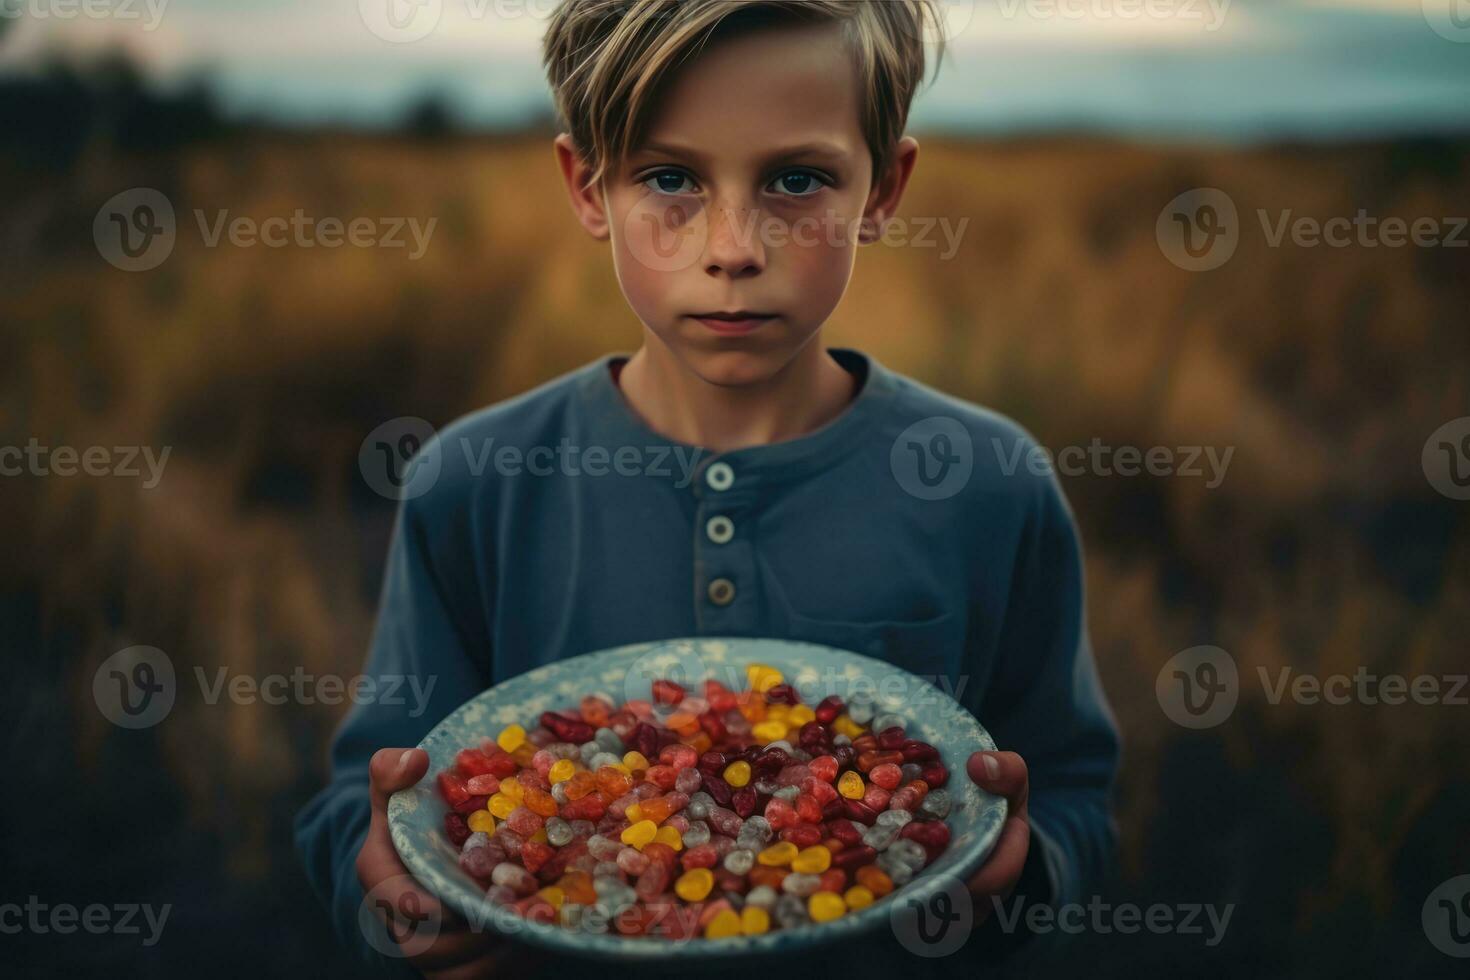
2 0 1470 140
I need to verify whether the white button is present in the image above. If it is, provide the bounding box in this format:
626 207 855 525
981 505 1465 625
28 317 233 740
707 577 736 606
706 515 734 544
705 461 735 492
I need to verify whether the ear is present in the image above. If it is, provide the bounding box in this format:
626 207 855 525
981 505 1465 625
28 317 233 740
859 136 920 245
554 133 611 240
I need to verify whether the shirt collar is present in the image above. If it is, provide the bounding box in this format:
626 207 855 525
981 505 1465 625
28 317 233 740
576 347 897 491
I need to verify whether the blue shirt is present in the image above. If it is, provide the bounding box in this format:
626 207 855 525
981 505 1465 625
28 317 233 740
296 348 1120 975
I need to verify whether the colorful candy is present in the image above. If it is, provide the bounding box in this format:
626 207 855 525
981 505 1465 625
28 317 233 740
433 667 954 938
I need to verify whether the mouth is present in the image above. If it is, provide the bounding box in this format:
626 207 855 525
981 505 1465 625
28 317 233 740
688 311 778 335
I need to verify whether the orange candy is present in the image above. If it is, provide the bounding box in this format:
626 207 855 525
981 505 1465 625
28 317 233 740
855 865 894 897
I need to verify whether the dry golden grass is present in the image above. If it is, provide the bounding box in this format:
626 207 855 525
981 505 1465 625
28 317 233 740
4 131 1468 964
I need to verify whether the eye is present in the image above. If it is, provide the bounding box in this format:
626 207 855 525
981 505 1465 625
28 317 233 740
643 169 697 196
769 170 828 198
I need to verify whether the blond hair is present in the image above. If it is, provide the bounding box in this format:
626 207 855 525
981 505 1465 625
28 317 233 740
542 0 945 190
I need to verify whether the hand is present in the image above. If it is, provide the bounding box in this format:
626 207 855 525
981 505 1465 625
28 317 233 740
357 747 523 979
963 750 1030 926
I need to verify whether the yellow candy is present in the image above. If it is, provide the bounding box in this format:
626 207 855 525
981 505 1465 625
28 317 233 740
467 809 496 834
832 714 863 739
621 819 658 850
487 793 516 819
537 886 565 910
610 762 633 777
838 771 866 800
653 825 684 851
704 907 743 938
626 802 643 822
549 759 576 783
787 704 816 726
791 845 832 874
746 663 784 693
757 841 799 867
723 760 752 788
740 905 770 935
622 751 650 771
766 704 790 722
844 885 875 911
751 720 787 744
808 891 847 923
675 868 715 902
500 779 524 803
496 723 526 752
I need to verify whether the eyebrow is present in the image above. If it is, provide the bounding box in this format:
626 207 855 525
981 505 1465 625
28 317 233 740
632 139 851 167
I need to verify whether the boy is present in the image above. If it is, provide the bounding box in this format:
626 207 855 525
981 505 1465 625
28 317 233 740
297 2 1119 976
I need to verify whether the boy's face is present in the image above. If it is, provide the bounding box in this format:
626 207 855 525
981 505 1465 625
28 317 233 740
558 21 917 388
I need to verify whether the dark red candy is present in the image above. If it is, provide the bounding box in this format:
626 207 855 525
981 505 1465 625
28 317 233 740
814 695 844 724
485 751 520 778
698 712 728 743
821 799 847 821
453 793 490 815
825 818 863 847
652 679 685 705
798 721 829 751
901 820 951 848
843 799 879 825
705 776 733 808
521 839 554 875
561 793 607 821
901 739 939 762
754 747 791 773
920 763 949 788
731 787 757 818
631 723 660 759
831 844 878 870
877 727 906 750
764 683 799 705
832 745 856 770
444 811 471 846
539 711 596 744
698 751 728 777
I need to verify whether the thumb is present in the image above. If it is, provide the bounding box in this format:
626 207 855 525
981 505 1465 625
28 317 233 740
370 747 430 814
967 750 1029 818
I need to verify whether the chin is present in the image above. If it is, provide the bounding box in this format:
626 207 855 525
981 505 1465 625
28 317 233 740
682 344 792 388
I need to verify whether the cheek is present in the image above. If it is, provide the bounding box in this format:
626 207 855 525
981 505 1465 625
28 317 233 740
779 215 857 312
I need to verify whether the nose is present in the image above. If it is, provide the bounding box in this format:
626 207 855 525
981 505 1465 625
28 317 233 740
703 203 765 279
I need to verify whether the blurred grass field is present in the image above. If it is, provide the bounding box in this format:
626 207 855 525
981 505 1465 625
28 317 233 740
3 127 1469 974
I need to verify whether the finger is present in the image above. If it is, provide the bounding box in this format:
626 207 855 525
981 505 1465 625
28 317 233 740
966 814 1030 900
966 750 1029 819
370 747 430 813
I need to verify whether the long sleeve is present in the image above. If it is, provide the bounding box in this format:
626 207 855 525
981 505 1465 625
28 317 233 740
977 449 1121 916
293 489 492 973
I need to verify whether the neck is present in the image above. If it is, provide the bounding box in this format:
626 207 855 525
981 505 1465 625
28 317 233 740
617 339 855 453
